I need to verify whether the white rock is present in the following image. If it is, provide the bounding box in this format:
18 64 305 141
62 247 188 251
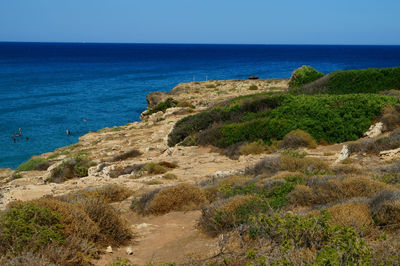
335 145 350 163
106 246 113 253
364 122 383 138
380 147 400 161
126 247 133 255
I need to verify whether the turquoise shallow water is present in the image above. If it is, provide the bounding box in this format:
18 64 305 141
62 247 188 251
1 43 400 169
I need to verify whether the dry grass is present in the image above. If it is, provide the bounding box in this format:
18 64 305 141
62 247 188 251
148 184 207 214
280 129 317 149
163 173 178 180
328 201 373 229
288 176 388 206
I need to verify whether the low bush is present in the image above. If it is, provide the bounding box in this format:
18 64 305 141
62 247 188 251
177 100 195 109
328 201 373 229
239 140 268 155
148 98 178 115
246 156 281 176
74 184 133 203
50 154 95 183
288 176 388 206
0 202 64 254
247 212 371 265
380 104 400 131
16 158 51 172
249 85 258 91
280 155 329 173
288 65 324 89
280 129 317 149
163 173 178 180
369 190 400 228
199 195 271 235
108 149 142 162
59 195 132 246
148 184 207 214
300 67 400 94
133 184 207 215
158 161 178 169
141 162 167 175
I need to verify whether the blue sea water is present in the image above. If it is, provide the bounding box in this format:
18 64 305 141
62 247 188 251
1 43 400 169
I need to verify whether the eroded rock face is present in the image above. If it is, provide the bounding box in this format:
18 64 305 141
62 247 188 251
146 92 168 109
336 145 350 163
380 148 400 161
364 122 384 138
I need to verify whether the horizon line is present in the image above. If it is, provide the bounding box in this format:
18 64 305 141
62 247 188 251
1 41 400 46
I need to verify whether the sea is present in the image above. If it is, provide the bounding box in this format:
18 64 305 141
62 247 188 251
1 43 400 169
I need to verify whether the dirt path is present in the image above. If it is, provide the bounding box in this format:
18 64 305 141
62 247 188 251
97 210 219 265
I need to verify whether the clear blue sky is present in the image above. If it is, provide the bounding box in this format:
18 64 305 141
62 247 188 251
1 0 399 44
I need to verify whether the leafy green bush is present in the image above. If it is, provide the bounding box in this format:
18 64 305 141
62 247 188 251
0 202 64 254
248 212 372 265
148 98 178 115
300 67 400 94
16 158 50 172
219 94 396 146
288 65 324 89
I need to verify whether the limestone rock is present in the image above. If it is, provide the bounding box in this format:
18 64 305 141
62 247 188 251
146 92 168 109
380 147 400 161
42 161 62 181
149 111 164 123
126 247 133 255
364 122 383 138
335 145 350 163
106 246 113 253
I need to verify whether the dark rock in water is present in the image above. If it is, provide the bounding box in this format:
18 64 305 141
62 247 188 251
146 92 168 109
248 76 259 80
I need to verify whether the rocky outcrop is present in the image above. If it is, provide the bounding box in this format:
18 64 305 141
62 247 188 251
146 92 168 109
364 122 384 138
336 145 350 163
380 147 400 161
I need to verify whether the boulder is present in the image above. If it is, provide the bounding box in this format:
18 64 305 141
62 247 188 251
106 246 113 253
146 92 168 109
364 122 383 138
126 247 133 255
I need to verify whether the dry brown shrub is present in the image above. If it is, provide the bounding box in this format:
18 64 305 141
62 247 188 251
328 201 373 229
108 149 142 162
239 140 267 155
331 164 363 175
270 171 306 180
60 196 132 246
158 161 178 169
370 190 400 228
0 252 55 266
280 155 328 173
246 156 281 176
218 175 253 186
149 184 207 214
288 176 388 206
280 129 317 149
286 185 315 206
89 184 133 203
32 198 100 242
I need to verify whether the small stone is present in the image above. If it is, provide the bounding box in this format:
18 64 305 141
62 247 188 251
106 246 113 253
126 247 133 255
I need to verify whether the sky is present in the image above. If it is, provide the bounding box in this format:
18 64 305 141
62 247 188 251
0 0 399 45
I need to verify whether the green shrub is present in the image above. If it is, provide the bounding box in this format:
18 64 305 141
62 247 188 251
0 202 64 254
239 140 267 155
249 212 372 265
148 98 178 115
300 67 400 94
16 158 50 172
249 85 258 91
288 65 324 89
163 173 178 180
142 162 167 175
50 154 95 183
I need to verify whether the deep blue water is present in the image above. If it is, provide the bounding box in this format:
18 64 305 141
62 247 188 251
1 43 400 169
